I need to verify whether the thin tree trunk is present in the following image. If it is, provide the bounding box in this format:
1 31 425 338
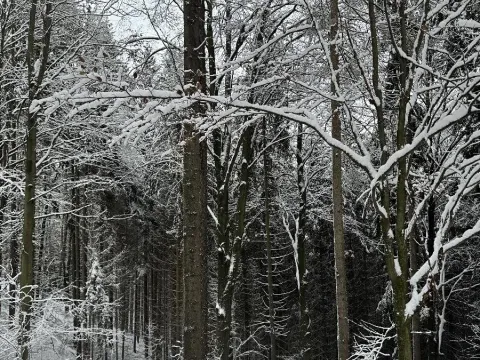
144 265 150 359
208 0 233 354
263 118 276 360
9 202 18 323
19 92 37 360
426 198 438 360
296 123 310 359
121 279 126 360
392 3 413 359
134 273 138 353
173 227 183 358
19 1 52 355
367 1 412 358
410 233 421 360
330 0 350 358
36 203 48 297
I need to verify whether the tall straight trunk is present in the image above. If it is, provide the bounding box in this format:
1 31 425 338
217 125 253 359
134 272 139 353
263 118 276 360
36 203 48 296
19 1 51 357
391 3 413 359
368 1 412 358
144 265 150 359
19 62 37 360
296 123 310 359
150 266 157 359
208 1 239 358
182 0 208 358
9 123 18 322
173 229 183 358
329 0 349 358
410 229 421 360
81 206 90 359
120 278 127 360
70 166 83 358
426 198 437 359
161 268 167 360
182 127 208 359
218 12 264 357
0 115 6 319
9 200 18 323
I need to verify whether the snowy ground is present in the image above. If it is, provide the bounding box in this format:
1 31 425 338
0 299 146 360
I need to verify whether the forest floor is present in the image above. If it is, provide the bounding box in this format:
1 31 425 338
0 299 146 360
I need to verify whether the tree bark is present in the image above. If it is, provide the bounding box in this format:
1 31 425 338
296 123 310 359
264 118 276 360
19 0 52 357
330 0 350 358
182 0 208 358
144 263 150 359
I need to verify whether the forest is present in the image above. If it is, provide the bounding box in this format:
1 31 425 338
0 0 479 359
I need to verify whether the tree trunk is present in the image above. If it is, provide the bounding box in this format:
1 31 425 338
9 204 18 323
134 272 138 353
296 123 310 359
392 3 413 359
264 118 276 360
144 265 150 359
182 0 208 357
36 203 48 297
19 1 52 356
409 196 421 360
426 198 438 360
19 65 37 360
330 0 350 358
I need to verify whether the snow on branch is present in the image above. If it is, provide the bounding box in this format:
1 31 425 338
350 320 395 360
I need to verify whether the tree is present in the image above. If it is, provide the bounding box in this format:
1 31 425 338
23 1 480 359
19 1 52 358
329 0 350 358
182 0 208 358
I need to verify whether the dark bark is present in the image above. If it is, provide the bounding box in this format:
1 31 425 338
330 0 350 358
296 123 310 359
19 0 52 357
264 118 276 359
144 264 150 359
182 0 208 358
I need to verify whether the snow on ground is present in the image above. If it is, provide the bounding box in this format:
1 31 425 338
0 299 146 360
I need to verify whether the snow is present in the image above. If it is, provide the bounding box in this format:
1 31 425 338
33 58 42 78
215 302 226 317
283 214 300 291
456 19 480 29
405 284 423 317
394 258 402 277
0 298 147 360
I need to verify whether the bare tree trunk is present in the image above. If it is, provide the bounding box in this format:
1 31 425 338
182 0 208 358
410 233 421 360
367 1 413 358
426 199 438 360
263 118 276 360
144 265 150 359
391 3 413 359
19 1 52 356
36 203 48 297
9 200 18 324
296 123 310 359
330 0 350 358
134 272 138 353
172 213 183 358
120 279 127 360
8 117 17 324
